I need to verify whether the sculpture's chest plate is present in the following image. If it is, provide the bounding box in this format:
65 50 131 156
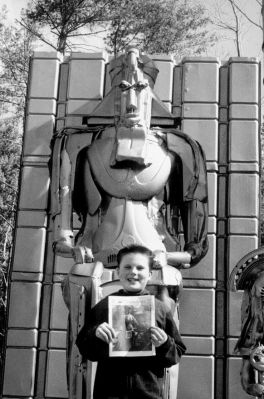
88 138 172 200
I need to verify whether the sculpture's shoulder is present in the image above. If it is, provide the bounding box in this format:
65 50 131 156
161 128 207 202
165 128 202 154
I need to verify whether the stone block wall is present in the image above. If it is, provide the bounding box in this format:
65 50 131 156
2 52 261 399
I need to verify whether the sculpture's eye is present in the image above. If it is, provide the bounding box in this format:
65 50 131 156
119 81 131 91
134 81 148 91
254 355 260 362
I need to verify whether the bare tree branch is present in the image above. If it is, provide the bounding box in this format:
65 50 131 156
0 179 18 192
17 20 58 51
67 29 107 37
0 214 14 229
213 21 237 32
227 0 241 56
232 0 262 29
2 225 12 262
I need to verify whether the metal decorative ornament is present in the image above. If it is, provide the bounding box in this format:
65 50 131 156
229 248 264 397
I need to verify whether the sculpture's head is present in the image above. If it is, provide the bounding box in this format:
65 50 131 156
110 47 158 130
109 47 159 165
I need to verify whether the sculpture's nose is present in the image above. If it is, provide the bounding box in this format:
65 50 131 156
126 88 137 113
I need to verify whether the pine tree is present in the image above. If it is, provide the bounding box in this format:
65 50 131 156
21 0 214 56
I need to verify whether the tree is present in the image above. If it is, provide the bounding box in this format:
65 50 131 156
0 117 22 389
0 7 33 382
0 7 32 117
20 0 113 54
0 118 22 281
211 0 262 57
105 0 214 57
229 0 262 30
21 0 214 57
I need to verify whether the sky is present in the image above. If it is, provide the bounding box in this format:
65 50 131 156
201 0 263 59
0 0 263 60
1 0 28 20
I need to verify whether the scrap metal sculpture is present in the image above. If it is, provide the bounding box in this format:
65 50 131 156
51 47 209 398
229 248 264 397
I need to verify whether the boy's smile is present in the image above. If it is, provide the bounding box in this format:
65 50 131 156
118 253 152 293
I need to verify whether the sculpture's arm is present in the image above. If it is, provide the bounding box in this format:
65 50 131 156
156 201 208 268
179 139 209 266
153 198 208 269
52 143 75 257
52 140 101 262
71 150 102 263
179 198 209 266
166 132 209 267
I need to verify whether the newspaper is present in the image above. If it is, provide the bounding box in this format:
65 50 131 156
109 295 155 357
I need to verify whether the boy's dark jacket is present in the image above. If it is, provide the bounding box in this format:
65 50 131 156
76 289 186 399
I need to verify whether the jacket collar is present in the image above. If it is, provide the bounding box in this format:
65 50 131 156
118 288 150 296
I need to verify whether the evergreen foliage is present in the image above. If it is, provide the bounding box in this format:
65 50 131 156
0 6 32 378
20 0 113 53
21 0 214 57
105 0 214 57
0 119 22 359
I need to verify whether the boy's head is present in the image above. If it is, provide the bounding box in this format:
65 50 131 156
117 245 153 293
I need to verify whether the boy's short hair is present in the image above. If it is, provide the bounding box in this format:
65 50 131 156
117 245 154 270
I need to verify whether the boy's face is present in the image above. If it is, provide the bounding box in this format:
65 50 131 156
118 252 152 293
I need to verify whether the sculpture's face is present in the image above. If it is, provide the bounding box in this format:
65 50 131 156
117 48 152 130
119 77 151 129
113 48 152 165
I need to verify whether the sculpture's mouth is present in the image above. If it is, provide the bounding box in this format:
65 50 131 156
112 124 149 166
112 159 147 169
121 113 141 126
125 111 139 117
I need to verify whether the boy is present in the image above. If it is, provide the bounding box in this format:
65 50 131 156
76 245 186 399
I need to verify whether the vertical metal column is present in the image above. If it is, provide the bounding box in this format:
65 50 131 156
34 59 69 398
215 62 229 399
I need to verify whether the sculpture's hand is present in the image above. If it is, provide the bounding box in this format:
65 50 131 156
167 251 191 269
153 250 167 269
153 250 192 269
72 246 94 264
53 237 94 264
53 237 73 258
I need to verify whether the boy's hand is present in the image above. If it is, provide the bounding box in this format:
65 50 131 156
95 322 117 344
150 326 168 347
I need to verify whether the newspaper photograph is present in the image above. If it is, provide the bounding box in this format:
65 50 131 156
109 295 156 357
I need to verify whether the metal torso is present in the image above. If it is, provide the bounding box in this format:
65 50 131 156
84 128 173 264
88 128 173 201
